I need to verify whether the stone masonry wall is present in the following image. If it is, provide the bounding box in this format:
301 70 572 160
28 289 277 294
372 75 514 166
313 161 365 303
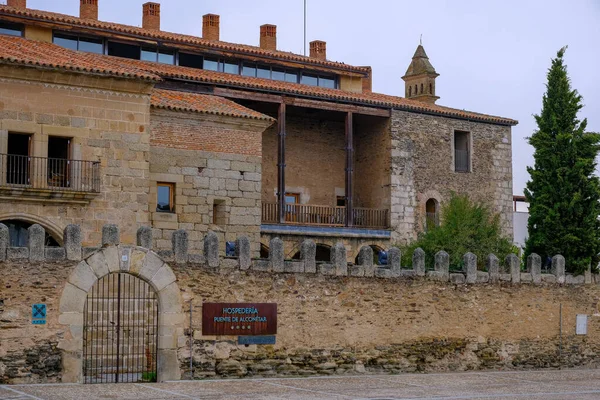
1 224 599 383
390 110 513 244
0 67 153 246
149 109 270 257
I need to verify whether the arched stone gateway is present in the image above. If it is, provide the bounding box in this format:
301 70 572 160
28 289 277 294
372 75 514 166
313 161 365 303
58 245 183 383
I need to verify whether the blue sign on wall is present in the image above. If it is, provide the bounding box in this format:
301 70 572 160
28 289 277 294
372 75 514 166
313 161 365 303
32 304 46 325
238 335 276 345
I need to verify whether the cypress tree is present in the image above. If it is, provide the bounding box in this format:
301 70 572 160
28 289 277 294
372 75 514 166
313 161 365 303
524 47 600 274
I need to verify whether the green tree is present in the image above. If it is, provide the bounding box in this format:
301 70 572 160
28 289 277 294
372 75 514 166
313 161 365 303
401 193 515 270
524 47 600 275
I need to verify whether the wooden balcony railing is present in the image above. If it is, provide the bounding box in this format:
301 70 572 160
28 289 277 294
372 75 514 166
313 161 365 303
262 203 390 229
0 153 101 193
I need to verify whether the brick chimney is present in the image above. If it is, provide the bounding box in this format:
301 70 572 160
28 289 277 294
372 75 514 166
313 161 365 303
203 14 220 41
142 2 160 31
7 0 26 9
309 40 326 60
260 24 277 51
80 0 98 20
362 66 372 93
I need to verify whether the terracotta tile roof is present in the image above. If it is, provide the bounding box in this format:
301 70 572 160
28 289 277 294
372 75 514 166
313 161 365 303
117 58 518 126
151 89 274 121
0 35 517 126
0 35 159 81
0 4 368 76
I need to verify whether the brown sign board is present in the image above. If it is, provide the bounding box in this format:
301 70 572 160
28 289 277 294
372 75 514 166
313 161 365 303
202 303 277 336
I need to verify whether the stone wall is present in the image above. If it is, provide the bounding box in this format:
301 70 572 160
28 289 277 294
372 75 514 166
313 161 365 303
390 110 513 244
1 225 600 383
149 109 270 257
0 66 153 246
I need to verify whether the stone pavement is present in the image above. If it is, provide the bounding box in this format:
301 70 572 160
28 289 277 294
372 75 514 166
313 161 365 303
2 369 600 399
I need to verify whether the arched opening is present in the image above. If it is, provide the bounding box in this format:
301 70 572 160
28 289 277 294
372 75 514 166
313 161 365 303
354 245 386 265
414 84 418 95
430 83 433 94
426 198 439 230
83 272 158 383
420 83 423 94
260 243 270 259
59 246 183 383
408 86 412 97
1 219 60 247
316 244 331 262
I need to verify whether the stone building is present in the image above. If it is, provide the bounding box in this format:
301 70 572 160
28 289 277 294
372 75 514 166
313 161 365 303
0 0 516 262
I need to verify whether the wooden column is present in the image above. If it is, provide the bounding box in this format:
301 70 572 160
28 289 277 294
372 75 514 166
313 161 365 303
277 103 286 224
345 112 354 227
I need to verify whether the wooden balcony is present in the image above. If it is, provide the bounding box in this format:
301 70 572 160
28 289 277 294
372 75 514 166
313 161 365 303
262 203 390 229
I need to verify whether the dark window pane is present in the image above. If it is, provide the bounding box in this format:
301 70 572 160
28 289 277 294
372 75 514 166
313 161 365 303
272 68 285 81
158 49 174 64
223 61 239 74
78 37 103 54
203 58 219 71
242 64 257 77
285 72 298 83
53 34 78 51
257 66 270 79
141 47 157 62
107 41 141 60
179 52 203 68
319 76 336 88
157 185 171 212
0 22 23 37
301 74 318 86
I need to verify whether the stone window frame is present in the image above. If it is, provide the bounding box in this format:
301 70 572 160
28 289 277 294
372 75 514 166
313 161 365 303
451 129 473 173
156 182 175 213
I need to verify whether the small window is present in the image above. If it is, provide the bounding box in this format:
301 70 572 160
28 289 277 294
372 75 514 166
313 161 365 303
301 73 318 86
53 33 79 51
409 86 412 97
242 63 257 77
203 57 219 71
158 49 175 64
421 83 424 94
257 66 271 79
78 37 103 54
285 71 298 83
425 199 439 230
429 83 433 94
319 76 336 88
285 193 299 204
140 47 157 62
271 68 285 81
157 183 174 212
223 61 239 74
212 199 227 225
0 21 23 37
336 196 346 207
179 52 203 69
454 131 470 172
107 41 140 60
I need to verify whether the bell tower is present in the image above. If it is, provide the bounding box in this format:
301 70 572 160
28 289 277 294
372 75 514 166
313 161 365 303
402 44 439 104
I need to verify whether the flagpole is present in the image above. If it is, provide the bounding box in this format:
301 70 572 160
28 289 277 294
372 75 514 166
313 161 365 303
304 0 306 56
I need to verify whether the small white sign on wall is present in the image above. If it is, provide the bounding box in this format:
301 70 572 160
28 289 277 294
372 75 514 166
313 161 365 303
576 314 588 335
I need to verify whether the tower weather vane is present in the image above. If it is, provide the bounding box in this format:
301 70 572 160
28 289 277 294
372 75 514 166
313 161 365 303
420 34 423 46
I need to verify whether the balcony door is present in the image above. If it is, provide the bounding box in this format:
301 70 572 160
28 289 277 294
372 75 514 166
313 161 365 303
284 193 299 222
6 133 31 185
47 136 71 188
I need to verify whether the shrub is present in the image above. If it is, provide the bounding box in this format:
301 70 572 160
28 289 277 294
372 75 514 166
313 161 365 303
400 194 516 270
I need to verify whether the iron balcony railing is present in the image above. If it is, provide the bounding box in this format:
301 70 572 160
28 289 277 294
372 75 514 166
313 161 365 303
262 203 390 229
0 153 101 193
455 149 470 172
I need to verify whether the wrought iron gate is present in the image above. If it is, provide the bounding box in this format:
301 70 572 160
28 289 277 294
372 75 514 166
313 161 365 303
83 273 158 384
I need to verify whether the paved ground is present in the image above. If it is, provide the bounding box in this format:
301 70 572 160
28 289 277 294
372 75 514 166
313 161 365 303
2 369 600 399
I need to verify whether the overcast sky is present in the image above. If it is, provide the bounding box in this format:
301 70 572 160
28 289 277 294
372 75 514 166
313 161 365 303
21 0 600 195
